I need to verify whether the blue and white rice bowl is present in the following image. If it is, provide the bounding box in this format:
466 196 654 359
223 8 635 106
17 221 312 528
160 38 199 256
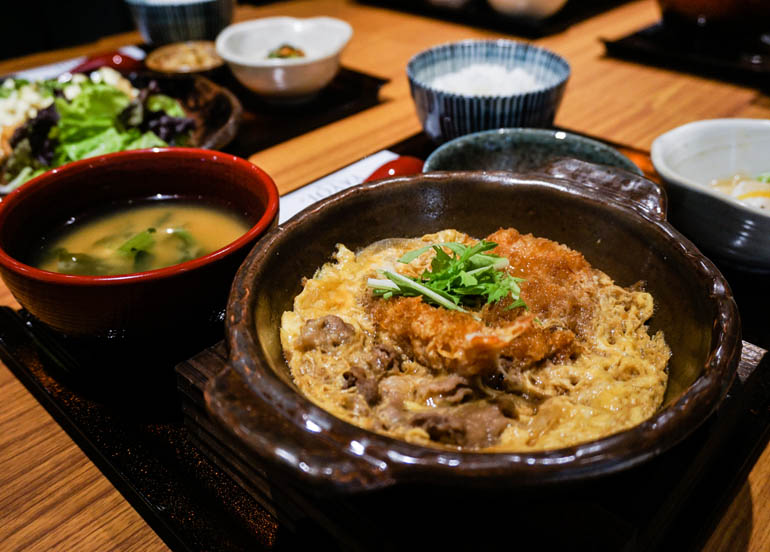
125 0 234 45
407 39 570 143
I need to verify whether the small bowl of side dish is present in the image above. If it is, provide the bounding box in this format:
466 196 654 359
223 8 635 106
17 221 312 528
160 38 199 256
208 161 739 494
651 118 770 272
407 39 570 143
0 147 278 339
145 40 225 74
424 127 641 174
215 16 353 101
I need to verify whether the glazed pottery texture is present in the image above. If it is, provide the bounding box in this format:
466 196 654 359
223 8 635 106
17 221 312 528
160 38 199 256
424 128 641 174
407 39 570 143
214 162 740 494
0 148 278 338
127 72 242 151
125 0 234 45
651 118 770 273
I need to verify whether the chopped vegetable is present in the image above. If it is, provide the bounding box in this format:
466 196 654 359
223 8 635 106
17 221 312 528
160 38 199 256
267 44 306 59
118 227 157 255
367 241 527 312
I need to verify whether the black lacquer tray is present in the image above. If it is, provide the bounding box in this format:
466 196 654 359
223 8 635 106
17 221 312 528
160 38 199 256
603 22 770 90
356 0 633 38
0 304 767 552
211 67 388 159
133 43 388 158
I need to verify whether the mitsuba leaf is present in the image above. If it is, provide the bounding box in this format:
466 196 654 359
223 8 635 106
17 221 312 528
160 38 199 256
372 241 528 311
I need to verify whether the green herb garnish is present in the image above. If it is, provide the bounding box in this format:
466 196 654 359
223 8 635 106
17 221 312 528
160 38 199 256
367 241 527 313
118 227 156 254
757 172 770 183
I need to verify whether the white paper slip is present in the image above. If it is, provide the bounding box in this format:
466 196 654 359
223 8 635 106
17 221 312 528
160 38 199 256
279 149 399 224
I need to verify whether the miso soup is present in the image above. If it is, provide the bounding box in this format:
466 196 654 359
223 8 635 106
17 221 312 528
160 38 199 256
34 200 251 276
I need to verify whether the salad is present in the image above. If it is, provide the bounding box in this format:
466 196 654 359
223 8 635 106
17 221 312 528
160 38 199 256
0 67 195 193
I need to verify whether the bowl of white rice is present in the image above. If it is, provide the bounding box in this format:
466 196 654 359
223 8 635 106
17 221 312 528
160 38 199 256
407 39 570 143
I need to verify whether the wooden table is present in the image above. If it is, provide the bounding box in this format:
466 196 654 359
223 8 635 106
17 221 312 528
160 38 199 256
0 1 768 550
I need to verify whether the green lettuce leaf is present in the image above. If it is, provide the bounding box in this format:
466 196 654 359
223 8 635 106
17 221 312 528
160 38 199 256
146 94 186 118
125 131 167 150
54 82 132 144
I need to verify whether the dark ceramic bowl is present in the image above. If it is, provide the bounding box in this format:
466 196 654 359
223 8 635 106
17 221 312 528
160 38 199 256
209 160 740 494
407 39 570 143
127 71 242 151
424 128 642 175
0 148 278 338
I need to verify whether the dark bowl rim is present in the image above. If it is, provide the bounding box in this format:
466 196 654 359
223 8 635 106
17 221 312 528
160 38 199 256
0 147 279 286
406 38 571 100
125 71 243 151
224 170 741 490
422 127 643 176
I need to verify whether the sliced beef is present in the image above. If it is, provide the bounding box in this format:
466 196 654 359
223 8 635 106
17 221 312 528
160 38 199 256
341 364 380 406
421 374 472 405
297 315 355 352
411 412 466 445
371 343 400 372
411 403 510 449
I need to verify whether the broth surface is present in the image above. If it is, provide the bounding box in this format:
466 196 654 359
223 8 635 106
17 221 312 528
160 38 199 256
35 201 250 276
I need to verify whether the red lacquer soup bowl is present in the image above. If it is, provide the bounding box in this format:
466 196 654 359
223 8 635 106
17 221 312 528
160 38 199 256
0 148 278 339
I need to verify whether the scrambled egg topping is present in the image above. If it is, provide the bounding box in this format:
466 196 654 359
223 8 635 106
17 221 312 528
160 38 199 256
281 229 670 452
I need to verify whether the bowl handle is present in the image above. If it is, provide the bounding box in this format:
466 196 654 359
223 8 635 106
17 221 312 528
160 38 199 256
204 365 396 494
539 158 667 221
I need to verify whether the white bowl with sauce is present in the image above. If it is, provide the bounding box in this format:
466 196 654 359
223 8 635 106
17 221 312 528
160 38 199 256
651 118 770 272
215 16 353 101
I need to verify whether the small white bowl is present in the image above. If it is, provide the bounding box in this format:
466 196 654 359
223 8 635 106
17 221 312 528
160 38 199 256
651 118 770 272
487 0 569 19
215 16 353 101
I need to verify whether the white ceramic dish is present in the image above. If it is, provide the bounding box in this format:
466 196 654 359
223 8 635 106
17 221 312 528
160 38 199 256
487 0 569 19
215 16 353 101
651 118 770 272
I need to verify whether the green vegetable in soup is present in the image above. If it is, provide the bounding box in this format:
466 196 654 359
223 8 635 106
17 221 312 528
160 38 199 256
34 202 250 276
